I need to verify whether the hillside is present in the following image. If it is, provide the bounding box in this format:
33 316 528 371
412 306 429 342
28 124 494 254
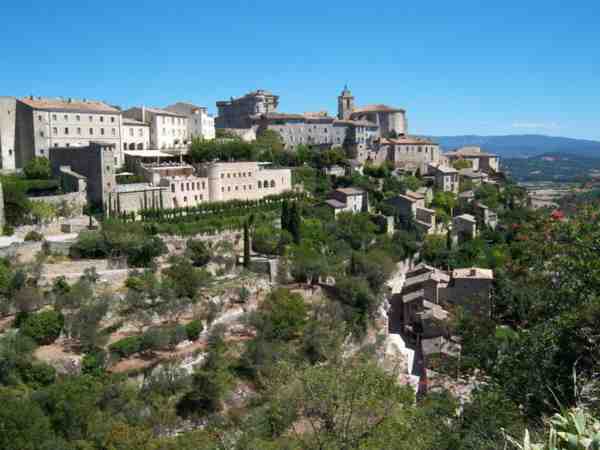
502 152 600 182
430 134 600 158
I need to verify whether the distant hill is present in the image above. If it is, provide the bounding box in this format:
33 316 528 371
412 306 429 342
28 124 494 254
502 152 600 182
428 134 600 158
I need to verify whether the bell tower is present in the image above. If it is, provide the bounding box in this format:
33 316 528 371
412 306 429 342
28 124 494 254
337 85 354 120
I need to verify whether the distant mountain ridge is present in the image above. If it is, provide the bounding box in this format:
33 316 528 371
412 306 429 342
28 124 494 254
428 134 600 158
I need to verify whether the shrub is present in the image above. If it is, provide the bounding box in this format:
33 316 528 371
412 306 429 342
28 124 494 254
81 349 107 376
185 320 203 341
186 239 211 267
3 225 14 236
126 236 167 267
20 310 64 345
20 361 56 387
24 230 44 241
109 335 143 358
23 156 52 180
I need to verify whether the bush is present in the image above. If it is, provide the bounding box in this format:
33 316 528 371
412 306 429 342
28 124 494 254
20 310 64 345
81 349 107 375
23 157 52 180
20 361 56 387
185 320 203 341
109 335 143 358
3 225 14 236
186 239 211 267
24 230 44 241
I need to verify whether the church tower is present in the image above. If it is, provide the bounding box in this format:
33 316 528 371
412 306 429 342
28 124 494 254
337 85 354 120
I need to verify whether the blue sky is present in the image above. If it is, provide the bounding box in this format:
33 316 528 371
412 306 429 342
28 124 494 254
2 1 599 140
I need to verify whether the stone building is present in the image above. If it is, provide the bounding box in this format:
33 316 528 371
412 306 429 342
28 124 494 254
385 191 437 234
123 107 189 150
16 97 123 166
253 113 347 150
338 86 407 137
216 90 279 129
199 161 292 202
121 118 150 152
325 187 368 216
452 213 477 245
50 142 118 207
430 164 459 193
389 263 494 339
165 102 215 140
444 146 500 173
0 97 17 170
377 136 441 170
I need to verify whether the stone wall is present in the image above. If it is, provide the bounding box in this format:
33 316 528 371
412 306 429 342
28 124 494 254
27 191 87 216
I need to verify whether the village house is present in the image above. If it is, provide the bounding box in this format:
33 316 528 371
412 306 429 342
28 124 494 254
325 187 368 216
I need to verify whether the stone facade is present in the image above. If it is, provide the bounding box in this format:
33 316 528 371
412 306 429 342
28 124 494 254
200 161 292 202
430 164 459 193
445 146 500 174
165 102 215 140
452 214 477 245
381 137 441 169
121 118 150 152
50 142 117 207
326 187 368 216
123 107 188 150
216 90 279 129
390 263 493 339
16 97 123 166
0 97 17 170
385 191 437 234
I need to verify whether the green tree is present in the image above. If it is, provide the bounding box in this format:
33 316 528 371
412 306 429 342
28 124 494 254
185 239 211 267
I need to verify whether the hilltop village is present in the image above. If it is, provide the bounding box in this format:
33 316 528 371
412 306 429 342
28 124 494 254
0 88 597 448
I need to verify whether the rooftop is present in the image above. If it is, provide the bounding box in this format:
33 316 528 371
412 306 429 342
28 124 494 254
335 187 365 196
446 146 497 158
379 136 437 145
434 165 458 174
142 107 187 118
452 267 494 280
115 183 165 193
459 168 486 178
19 97 119 114
454 213 476 222
124 150 173 158
325 199 346 209
122 118 150 126
352 104 406 114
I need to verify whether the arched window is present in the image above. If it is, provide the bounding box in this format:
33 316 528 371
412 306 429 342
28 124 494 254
137 143 143 150
270 180 275 188
129 143 135 150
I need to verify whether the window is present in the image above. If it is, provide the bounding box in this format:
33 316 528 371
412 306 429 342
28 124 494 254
89 116 93 122
100 116 104 122
76 115 80 121
220 174 224 179
227 173 230 178
200 194 203 201
129 128 134 137
123 143 127 150
194 195 198 201
106 165 110 172
64 127 69 135
202 181 206 189
77 127 81 135
89 128 93 135
221 187 224 192
64 114 68 121
100 128 105 136
186 182 190 191
235 186 238 191
52 114 57 120
110 116 115 123
53 143 58 148
66 143 70 148
138 128 143 137
52 127 58 135
258 181 262 189
181 183 184 191
112 128 116 136
38 115 42 121
270 180 275 188
184 196 187 202
40 130 44 137
227 186 231 192
171 184 175 193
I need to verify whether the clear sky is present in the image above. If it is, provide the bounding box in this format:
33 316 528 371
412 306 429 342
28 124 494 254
2 1 599 140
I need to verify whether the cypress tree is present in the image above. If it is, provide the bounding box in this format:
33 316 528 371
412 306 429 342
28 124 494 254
243 220 251 268
289 202 301 244
281 200 289 231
